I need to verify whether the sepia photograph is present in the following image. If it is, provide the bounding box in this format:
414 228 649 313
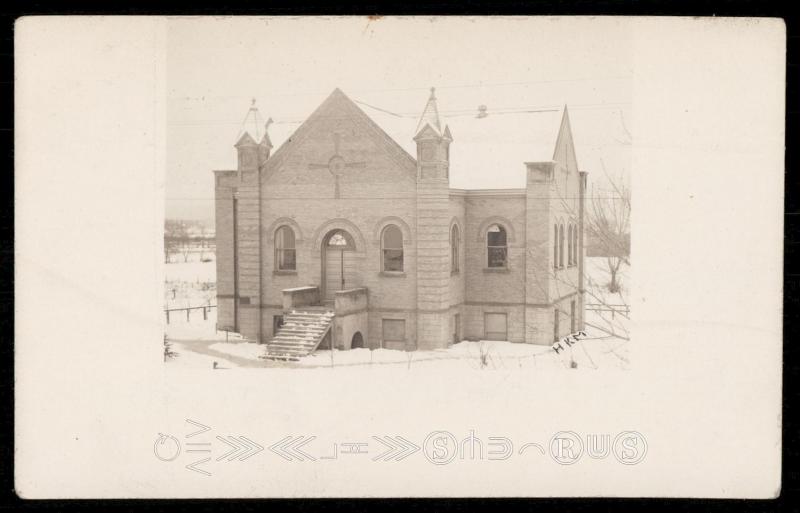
162 17 632 371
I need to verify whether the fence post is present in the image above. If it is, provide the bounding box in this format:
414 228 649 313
203 307 207 320
187 308 190 321
166 310 170 324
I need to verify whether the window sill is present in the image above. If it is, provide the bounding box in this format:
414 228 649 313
483 267 510 273
273 270 298 276
380 271 406 278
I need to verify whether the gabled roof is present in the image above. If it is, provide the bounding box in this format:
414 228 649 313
260 88 574 190
264 88 417 176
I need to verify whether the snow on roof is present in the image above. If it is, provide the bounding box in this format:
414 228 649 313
263 89 570 190
363 102 566 189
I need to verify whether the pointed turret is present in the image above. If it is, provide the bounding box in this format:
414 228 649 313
235 100 273 172
415 87 444 137
414 87 451 182
257 118 274 167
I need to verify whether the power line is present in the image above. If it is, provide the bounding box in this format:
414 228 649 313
168 101 631 127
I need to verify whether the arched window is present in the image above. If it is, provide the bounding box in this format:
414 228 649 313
451 224 460 273
381 225 404 272
554 224 559 269
566 225 572 266
275 225 296 271
558 224 565 268
573 225 579 265
487 224 507 268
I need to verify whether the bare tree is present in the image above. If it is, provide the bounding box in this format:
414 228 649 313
521 159 631 366
164 219 183 263
586 164 630 293
176 222 193 263
198 224 208 262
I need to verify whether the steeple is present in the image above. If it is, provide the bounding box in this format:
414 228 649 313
415 87 446 137
414 87 452 182
235 99 272 171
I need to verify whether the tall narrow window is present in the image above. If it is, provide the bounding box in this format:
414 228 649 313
275 225 296 271
554 224 559 269
573 225 579 265
558 224 565 268
451 224 460 273
382 225 404 272
487 224 508 268
567 225 573 266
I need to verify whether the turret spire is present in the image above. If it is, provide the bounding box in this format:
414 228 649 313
415 86 444 137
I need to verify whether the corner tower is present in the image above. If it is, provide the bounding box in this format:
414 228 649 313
414 88 453 349
215 100 272 342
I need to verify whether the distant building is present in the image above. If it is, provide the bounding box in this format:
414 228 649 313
214 88 586 350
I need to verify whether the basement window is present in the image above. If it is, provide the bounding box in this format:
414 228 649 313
382 319 406 342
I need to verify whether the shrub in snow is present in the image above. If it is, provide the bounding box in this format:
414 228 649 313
163 335 178 361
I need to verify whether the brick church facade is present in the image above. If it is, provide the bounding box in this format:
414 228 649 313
214 88 586 351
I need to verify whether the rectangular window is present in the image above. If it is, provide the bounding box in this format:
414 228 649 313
382 319 406 342
239 296 250 305
484 313 508 341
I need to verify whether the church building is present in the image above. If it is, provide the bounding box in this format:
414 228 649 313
214 88 586 356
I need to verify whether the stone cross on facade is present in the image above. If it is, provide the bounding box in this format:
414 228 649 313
308 131 366 198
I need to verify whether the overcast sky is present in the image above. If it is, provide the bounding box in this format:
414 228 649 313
166 17 632 221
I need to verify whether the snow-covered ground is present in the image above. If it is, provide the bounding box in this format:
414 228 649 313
164 254 630 370
164 251 216 311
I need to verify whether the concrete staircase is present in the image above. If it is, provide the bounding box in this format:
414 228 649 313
263 309 335 361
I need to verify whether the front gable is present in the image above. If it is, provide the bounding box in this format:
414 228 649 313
263 89 417 194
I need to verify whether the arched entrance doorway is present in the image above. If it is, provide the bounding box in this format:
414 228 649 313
351 331 364 349
321 229 357 301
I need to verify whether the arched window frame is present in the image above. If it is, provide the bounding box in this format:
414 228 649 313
381 224 404 272
274 225 296 271
486 224 508 269
450 223 460 274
